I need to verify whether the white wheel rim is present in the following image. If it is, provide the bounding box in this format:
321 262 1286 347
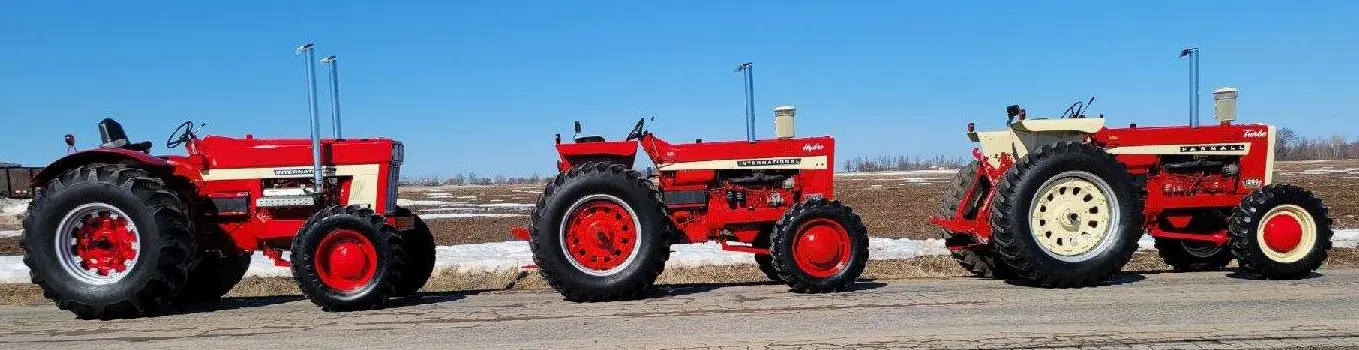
54 203 142 285
1255 204 1317 263
1028 171 1121 262
558 194 643 277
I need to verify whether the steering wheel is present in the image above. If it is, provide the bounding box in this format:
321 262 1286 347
166 121 195 149
624 118 646 141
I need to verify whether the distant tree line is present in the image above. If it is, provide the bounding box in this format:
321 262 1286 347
1274 128 1359 161
400 173 548 186
842 154 969 173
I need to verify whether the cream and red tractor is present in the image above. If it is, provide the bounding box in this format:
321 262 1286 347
931 89 1332 287
511 106 870 301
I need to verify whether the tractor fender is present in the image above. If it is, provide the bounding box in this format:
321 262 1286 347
555 141 640 171
31 148 175 188
971 119 1108 168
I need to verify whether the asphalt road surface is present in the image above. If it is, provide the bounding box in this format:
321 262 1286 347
3 269 1359 349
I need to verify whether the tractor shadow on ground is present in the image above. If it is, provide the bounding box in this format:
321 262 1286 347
1224 269 1324 281
390 289 494 307
1000 273 1146 288
651 280 887 299
169 295 306 315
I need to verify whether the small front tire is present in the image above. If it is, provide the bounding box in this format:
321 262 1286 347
291 205 406 311
769 199 869 293
1228 184 1333 279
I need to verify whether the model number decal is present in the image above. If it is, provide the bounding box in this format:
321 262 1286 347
273 168 337 176
802 143 825 152
1179 144 1246 153
1243 130 1267 138
737 158 801 167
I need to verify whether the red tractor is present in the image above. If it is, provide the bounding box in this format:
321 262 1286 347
511 105 869 301
20 45 434 319
932 88 1333 288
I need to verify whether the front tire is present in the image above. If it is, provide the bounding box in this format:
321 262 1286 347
529 162 671 302
291 205 406 311
769 198 869 293
990 142 1143 288
21 164 195 319
1228 184 1333 279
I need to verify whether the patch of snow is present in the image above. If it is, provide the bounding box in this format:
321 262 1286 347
0 230 20 238
0 256 27 283
456 195 477 200
1300 167 1359 175
420 213 526 219
1 198 29 216
397 199 463 206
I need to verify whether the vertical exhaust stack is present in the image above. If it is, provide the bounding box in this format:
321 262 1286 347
321 55 343 139
774 105 796 139
737 62 756 143
1179 48 1201 127
298 43 325 197
1214 87 1238 125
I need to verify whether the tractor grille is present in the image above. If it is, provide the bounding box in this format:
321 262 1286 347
386 142 403 212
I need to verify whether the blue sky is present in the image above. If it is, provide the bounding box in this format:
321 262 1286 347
2 1 1356 176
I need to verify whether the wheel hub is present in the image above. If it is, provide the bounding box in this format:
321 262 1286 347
792 218 851 278
1256 204 1316 263
1029 171 1119 261
56 203 142 285
315 229 378 292
560 195 640 276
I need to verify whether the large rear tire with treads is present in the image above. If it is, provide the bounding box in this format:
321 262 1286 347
529 162 671 302
990 142 1143 288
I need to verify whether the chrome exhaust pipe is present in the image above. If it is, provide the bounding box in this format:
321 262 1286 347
322 55 343 139
298 43 325 196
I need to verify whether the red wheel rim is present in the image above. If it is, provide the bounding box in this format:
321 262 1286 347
314 229 378 292
792 218 852 278
56 203 142 285
1262 212 1304 253
560 195 639 276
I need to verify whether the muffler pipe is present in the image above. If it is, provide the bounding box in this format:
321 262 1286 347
737 62 756 143
298 43 325 196
321 55 343 139
1179 48 1200 127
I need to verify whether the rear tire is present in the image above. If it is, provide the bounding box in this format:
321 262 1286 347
990 142 1143 288
1153 238 1232 272
21 164 195 319
1229 184 1332 279
529 162 671 302
291 205 406 311
176 249 251 303
753 229 782 282
769 198 869 293
396 214 436 296
938 161 1012 279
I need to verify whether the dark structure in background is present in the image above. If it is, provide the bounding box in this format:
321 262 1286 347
0 162 42 199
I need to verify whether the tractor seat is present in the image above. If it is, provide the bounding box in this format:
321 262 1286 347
97 118 153 153
574 135 606 143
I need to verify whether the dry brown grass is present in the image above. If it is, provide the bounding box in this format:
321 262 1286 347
5 248 1359 305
